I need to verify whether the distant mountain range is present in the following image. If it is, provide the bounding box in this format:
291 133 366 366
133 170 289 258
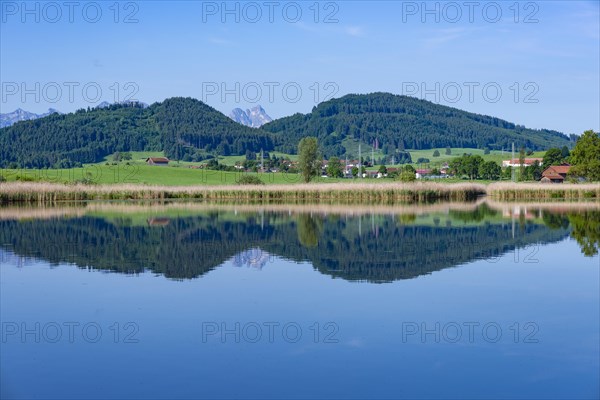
0 108 61 128
229 105 272 127
0 93 573 168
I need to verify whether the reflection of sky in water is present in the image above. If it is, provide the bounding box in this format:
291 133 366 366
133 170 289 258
0 207 598 399
1 237 598 399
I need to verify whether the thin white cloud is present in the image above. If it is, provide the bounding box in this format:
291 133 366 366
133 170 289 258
345 26 365 37
207 37 235 46
293 22 366 38
422 27 467 47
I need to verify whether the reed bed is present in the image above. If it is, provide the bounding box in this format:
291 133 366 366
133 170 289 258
0 182 486 204
2 181 598 205
487 182 600 200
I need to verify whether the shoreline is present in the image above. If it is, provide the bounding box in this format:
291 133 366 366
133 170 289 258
2 199 600 222
0 181 598 204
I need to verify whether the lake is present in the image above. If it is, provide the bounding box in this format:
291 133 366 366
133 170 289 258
1 201 598 399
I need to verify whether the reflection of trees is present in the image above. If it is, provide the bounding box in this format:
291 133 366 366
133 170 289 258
542 213 570 230
567 211 600 257
397 214 416 224
449 203 499 223
0 205 586 282
297 214 323 248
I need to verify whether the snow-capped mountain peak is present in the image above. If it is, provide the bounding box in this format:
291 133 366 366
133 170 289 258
229 105 272 128
0 108 61 128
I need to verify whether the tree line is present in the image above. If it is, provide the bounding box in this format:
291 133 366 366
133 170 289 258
1 93 575 169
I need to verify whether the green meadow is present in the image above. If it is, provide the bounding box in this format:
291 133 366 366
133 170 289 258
0 148 545 186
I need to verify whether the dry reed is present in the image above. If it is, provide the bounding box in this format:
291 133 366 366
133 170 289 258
0 181 486 204
487 182 600 200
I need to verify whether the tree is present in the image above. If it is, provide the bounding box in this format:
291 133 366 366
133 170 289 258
298 137 320 183
479 161 501 180
464 155 484 180
561 146 570 159
398 170 416 182
403 165 416 174
502 166 512 180
351 166 358 178
433 150 440 157
378 165 388 175
570 130 600 181
445 147 452 155
450 154 484 180
326 157 343 178
484 147 491 155
245 150 256 160
543 148 564 167
524 160 543 181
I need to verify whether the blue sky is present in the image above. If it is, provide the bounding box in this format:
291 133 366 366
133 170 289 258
1 0 598 135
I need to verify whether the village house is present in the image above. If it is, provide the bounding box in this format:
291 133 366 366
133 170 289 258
146 157 170 166
540 165 571 184
415 169 431 179
502 158 543 168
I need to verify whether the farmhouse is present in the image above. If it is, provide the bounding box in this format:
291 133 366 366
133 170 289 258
502 158 543 168
146 157 170 166
416 169 431 179
540 165 571 184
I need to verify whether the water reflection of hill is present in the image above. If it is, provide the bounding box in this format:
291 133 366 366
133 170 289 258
0 203 596 283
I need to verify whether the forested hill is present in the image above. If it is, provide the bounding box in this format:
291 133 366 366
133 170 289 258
0 98 274 168
262 93 571 156
0 93 572 168
0 103 158 168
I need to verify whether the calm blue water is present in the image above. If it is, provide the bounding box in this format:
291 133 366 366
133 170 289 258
1 203 598 399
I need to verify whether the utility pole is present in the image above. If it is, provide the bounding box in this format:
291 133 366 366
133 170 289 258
358 142 362 178
511 142 515 182
371 142 375 168
345 154 348 177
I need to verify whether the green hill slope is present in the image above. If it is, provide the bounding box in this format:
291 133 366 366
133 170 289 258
263 93 571 156
0 93 571 168
0 98 275 168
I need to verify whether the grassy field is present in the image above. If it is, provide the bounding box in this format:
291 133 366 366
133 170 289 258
406 148 545 167
108 148 542 168
0 164 321 186
0 148 546 187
